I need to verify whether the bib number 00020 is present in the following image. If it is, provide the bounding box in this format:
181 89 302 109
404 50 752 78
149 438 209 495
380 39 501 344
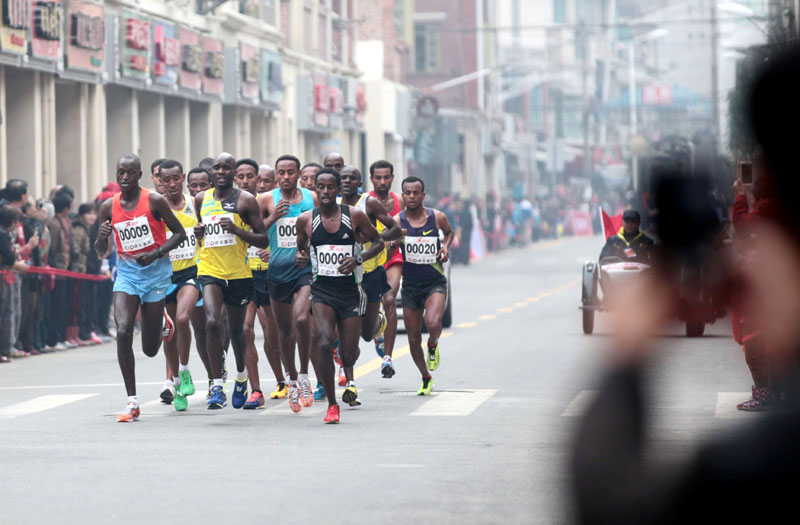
404 236 438 264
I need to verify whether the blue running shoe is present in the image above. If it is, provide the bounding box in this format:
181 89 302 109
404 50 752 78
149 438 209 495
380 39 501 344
313 382 326 401
207 385 227 409
232 377 249 409
374 335 385 358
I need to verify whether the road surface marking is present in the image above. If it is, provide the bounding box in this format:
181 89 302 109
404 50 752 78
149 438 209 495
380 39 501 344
561 391 598 417
498 307 513 313
526 297 539 303
539 291 552 298
478 314 496 320
262 400 328 416
457 322 477 328
514 302 527 308
715 392 758 418
411 389 497 416
0 381 175 391
376 464 424 468
0 394 98 419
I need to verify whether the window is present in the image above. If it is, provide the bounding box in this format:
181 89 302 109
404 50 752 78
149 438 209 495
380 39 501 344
553 0 566 23
263 0 275 25
414 24 440 73
395 1 404 40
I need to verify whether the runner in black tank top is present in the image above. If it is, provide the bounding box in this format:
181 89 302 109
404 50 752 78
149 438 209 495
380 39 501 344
295 168 385 424
394 176 455 397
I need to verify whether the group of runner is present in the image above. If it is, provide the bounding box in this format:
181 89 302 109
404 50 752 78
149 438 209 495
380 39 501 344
96 151 453 424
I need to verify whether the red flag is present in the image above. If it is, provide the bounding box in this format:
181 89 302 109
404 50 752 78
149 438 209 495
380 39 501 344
601 208 623 240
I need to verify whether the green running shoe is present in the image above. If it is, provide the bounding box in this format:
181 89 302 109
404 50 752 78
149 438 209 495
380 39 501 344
179 369 195 396
426 343 440 371
174 385 188 411
417 376 434 396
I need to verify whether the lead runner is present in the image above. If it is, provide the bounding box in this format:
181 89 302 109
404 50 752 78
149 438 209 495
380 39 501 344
95 154 188 422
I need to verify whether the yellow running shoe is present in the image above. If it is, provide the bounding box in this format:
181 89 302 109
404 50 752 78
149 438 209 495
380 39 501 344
417 376 434 396
426 342 440 371
270 382 288 399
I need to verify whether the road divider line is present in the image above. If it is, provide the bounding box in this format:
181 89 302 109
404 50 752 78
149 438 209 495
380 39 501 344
457 322 477 328
411 389 497 416
498 307 513 313
0 394 98 419
478 314 496 320
514 302 527 308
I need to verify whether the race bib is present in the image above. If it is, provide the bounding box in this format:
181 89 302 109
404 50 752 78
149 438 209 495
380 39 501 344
276 217 298 249
624 247 637 258
114 215 155 253
166 228 198 261
404 236 438 264
316 244 353 277
203 214 236 248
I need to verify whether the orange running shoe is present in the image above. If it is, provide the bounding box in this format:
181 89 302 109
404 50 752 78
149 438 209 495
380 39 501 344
288 382 302 413
323 404 340 424
333 340 342 366
337 366 347 387
162 312 175 343
117 403 140 423
299 376 314 407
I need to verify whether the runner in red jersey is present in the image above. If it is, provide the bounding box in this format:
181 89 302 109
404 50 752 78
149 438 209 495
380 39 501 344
369 160 405 363
95 154 187 422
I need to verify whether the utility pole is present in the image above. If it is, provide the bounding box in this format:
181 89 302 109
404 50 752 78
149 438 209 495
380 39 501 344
711 0 720 161
581 21 591 180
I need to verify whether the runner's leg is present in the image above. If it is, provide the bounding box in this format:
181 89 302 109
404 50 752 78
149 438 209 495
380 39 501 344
163 302 180 380
382 264 402 356
272 299 298 381
114 292 141 397
175 285 199 367
202 284 225 379
225 304 249 374
403 306 428 378
360 300 380 342
312 302 339 406
244 302 261 392
191 305 211 379
140 299 166 358
259 304 285 382
338 315 361 383
294 285 314 375
423 292 447 349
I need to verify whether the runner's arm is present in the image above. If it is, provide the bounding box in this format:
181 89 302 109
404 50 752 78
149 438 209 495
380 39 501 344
368 197 403 242
193 191 205 239
233 194 269 248
151 193 188 256
352 208 385 262
94 199 114 257
435 210 454 263
295 211 311 268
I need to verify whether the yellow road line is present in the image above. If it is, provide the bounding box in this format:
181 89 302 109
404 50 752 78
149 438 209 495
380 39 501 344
353 332 453 380
457 322 477 328
514 301 527 308
478 314 496 320
498 307 513 313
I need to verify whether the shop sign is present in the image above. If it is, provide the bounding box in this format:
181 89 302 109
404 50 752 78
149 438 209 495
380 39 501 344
31 0 61 60
65 0 103 71
152 21 178 86
121 10 149 78
239 42 260 101
202 36 224 95
356 82 366 124
313 72 329 127
178 26 201 91
260 49 281 106
0 0 29 54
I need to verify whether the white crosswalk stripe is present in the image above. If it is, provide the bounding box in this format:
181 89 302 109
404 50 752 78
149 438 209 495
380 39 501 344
411 390 497 416
0 394 98 419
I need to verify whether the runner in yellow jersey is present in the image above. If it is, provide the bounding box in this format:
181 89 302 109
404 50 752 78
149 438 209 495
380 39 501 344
158 160 202 411
339 166 403 379
194 153 268 410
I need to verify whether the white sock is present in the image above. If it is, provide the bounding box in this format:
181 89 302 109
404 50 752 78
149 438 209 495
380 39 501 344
236 371 247 382
213 378 223 388
288 378 297 385
163 379 173 388
173 376 181 387
298 373 309 382
179 363 189 372
127 396 138 405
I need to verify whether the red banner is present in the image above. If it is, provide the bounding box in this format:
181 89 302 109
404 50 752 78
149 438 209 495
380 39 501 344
601 208 623 240
4 266 110 281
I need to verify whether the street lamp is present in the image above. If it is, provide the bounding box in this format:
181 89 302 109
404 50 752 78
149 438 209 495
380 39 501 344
627 28 668 193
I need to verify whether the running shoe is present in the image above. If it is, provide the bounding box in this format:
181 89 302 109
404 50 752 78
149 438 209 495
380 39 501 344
288 382 301 413
270 382 288 399
417 376 434 396
313 382 326 401
173 386 188 412
342 382 361 407
337 366 347 387
207 385 227 409
374 335 385 358
381 356 396 378
426 342 440 371
323 404 340 424
333 341 342 366
299 376 314 407
162 312 175 343
117 403 140 423
160 385 174 405
178 369 195 396
87 333 103 345
232 377 249 409
63 340 78 349
243 390 265 410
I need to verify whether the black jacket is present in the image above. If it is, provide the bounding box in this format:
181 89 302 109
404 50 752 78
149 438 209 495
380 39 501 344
599 229 655 264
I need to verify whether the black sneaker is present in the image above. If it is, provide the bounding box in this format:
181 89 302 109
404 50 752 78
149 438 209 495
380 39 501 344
160 387 174 405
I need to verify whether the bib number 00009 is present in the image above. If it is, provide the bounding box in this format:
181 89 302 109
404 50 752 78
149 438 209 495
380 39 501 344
115 215 155 253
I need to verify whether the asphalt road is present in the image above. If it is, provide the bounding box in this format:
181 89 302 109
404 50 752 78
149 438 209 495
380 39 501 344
0 236 755 524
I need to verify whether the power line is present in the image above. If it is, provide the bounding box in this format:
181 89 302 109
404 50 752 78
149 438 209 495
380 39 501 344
433 16 766 33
